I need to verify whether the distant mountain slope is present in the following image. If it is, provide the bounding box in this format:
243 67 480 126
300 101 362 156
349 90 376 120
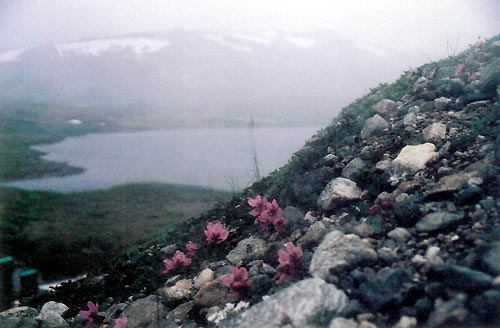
5 35 500 328
0 30 422 126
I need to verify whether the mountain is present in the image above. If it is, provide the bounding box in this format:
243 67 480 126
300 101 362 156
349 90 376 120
2 36 500 328
0 30 422 127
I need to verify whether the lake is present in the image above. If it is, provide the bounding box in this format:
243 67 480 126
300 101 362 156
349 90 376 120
3 127 319 192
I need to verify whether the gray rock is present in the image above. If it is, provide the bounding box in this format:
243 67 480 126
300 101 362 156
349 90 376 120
194 276 237 308
36 302 70 328
415 211 464 232
341 158 366 181
224 278 348 328
481 242 500 276
0 307 38 318
387 228 411 243
359 268 413 310
422 123 446 142
361 114 390 139
427 294 467 327
0 316 38 328
329 317 359 328
317 178 362 211
165 301 195 326
372 99 398 118
403 112 417 126
226 236 267 266
297 223 327 249
310 231 377 279
38 302 69 317
282 206 304 228
424 171 473 197
123 295 168 328
433 265 493 291
433 97 452 111
478 57 500 94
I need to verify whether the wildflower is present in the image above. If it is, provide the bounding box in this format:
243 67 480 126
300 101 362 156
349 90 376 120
114 316 128 328
276 242 303 285
163 250 192 274
79 301 99 326
369 205 381 216
273 217 288 230
223 266 251 290
248 195 269 216
264 199 282 219
186 241 198 257
379 200 393 210
205 221 229 244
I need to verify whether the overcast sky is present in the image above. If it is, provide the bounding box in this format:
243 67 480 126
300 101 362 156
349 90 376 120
1 0 499 58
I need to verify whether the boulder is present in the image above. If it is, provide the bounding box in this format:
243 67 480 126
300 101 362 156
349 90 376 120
194 276 237 308
309 230 377 279
372 99 398 118
341 158 366 182
123 295 168 328
225 278 348 328
393 143 436 172
422 123 446 142
317 178 363 211
361 114 390 139
226 236 267 266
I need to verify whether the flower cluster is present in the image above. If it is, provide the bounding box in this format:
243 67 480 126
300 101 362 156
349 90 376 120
79 301 99 326
163 250 192 274
114 316 128 328
205 221 230 244
223 266 251 291
248 196 287 231
276 242 303 285
206 301 250 325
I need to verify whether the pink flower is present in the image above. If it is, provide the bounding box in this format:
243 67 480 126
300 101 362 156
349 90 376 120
186 241 198 257
114 316 128 328
454 63 466 76
205 221 229 244
369 205 381 216
276 242 303 285
248 195 269 217
163 250 192 274
223 266 251 290
273 217 288 230
264 199 282 219
79 301 99 326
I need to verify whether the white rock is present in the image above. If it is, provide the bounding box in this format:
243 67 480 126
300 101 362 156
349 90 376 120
361 114 390 139
393 143 436 171
423 123 446 142
403 112 417 126
387 228 411 243
317 178 363 211
195 268 215 289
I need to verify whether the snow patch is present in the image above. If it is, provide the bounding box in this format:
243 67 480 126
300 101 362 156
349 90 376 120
68 119 82 125
56 38 170 57
203 34 253 53
0 47 27 63
285 35 316 48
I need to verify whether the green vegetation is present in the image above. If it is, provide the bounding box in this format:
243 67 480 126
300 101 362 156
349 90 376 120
0 183 230 279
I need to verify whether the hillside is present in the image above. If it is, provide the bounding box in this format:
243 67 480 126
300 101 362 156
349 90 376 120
1 36 500 327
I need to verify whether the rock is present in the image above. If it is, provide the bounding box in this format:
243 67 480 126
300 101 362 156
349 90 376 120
387 228 411 243
324 153 339 164
297 223 327 249
372 99 398 118
194 268 215 289
0 316 38 328
478 57 500 95
282 206 304 228
341 158 366 181
194 276 237 308
165 301 195 325
329 317 359 328
433 97 452 111
359 268 413 310
310 231 378 279
424 171 473 197
225 278 348 328
361 114 390 139
317 178 363 211
403 112 417 126
352 223 374 238
415 211 464 232
481 242 500 276
426 294 467 327
226 236 267 266
158 282 191 303
422 123 446 142
123 295 168 328
425 246 444 267
36 302 70 328
393 143 436 172
0 307 38 318
432 264 493 291
393 316 417 328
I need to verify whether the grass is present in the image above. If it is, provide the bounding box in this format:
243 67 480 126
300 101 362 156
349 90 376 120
0 183 230 280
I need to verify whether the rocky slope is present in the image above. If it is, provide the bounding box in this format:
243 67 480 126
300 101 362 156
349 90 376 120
1 36 500 328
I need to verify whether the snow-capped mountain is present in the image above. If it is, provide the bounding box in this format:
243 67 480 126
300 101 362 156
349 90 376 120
0 30 422 126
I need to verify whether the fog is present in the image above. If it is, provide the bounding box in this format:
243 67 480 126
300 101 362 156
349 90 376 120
0 1 499 126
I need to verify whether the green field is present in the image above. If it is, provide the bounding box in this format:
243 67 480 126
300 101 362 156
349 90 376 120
0 183 229 279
